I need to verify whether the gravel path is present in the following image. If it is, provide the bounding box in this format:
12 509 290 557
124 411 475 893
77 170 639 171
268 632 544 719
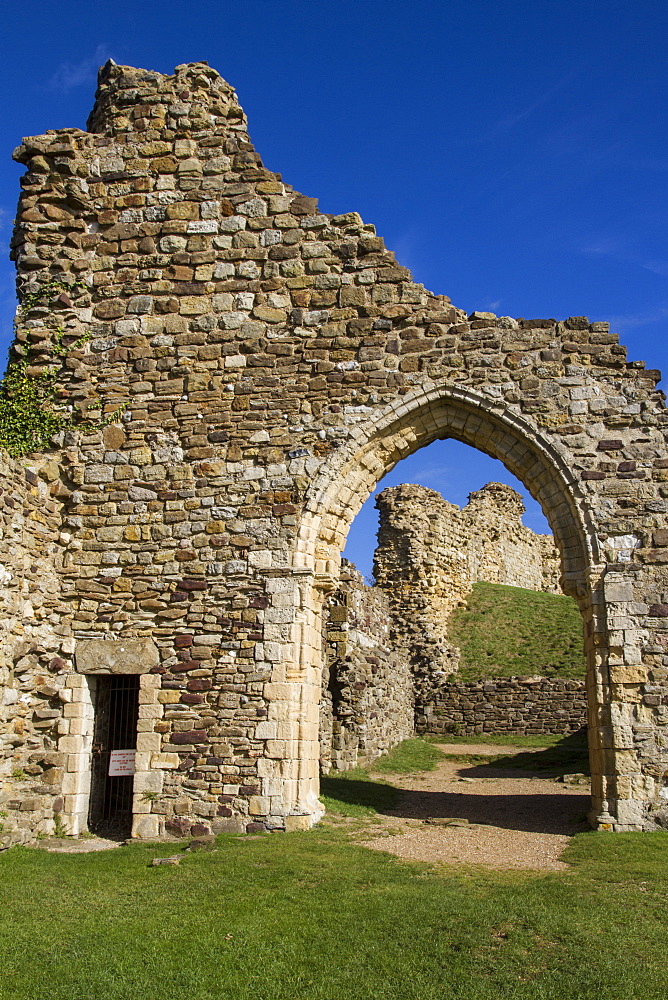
362 743 590 871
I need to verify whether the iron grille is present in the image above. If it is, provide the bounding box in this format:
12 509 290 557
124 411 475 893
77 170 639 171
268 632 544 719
88 675 139 839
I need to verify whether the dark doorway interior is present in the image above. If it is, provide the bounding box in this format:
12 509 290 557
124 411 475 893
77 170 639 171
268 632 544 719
88 675 140 839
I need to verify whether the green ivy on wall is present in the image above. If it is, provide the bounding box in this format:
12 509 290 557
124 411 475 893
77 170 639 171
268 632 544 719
0 279 124 457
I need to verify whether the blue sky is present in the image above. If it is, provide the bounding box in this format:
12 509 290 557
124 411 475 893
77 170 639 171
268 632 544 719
0 0 666 576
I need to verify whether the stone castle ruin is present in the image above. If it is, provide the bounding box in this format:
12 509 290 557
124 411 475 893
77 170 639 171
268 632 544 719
374 481 560 681
1 60 668 846
320 481 582 772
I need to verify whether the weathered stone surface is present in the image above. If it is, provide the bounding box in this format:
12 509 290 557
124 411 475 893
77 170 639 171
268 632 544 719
320 562 414 772
0 59 667 844
417 678 587 737
75 639 159 674
373 483 559 689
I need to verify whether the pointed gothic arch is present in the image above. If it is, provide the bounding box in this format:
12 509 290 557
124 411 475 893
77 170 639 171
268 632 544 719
269 384 617 830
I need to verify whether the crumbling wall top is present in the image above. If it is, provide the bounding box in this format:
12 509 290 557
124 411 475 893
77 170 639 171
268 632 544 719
86 60 245 137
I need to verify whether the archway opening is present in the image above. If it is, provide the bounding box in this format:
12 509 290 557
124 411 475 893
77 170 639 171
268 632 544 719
321 438 589 822
343 437 552 582
282 385 608 831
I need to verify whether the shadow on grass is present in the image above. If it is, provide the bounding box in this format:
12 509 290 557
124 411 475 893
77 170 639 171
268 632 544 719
321 775 590 834
480 729 590 777
321 731 592 835
390 789 591 834
320 775 399 816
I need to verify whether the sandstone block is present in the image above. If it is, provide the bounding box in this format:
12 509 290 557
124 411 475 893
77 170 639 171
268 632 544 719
75 639 159 674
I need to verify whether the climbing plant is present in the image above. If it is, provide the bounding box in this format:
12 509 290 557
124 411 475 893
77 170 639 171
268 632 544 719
0 279 123 457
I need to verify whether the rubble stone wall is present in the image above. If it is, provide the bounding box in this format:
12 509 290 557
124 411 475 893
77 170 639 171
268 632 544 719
0 452 71 847
416 677 587 736
320 562 413 771
1 59 667 837
373 482 560 688
464 483 560 593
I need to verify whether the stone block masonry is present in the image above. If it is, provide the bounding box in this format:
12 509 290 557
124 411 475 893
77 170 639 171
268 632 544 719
373 482 560 692
0 59 667 840
0 452 72 846
320 561 413 771
416 678 587 737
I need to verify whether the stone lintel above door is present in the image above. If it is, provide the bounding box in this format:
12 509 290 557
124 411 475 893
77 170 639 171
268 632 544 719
75 639 159 674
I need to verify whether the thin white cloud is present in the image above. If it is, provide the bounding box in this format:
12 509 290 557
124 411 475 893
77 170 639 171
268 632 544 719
384 463 459 490
580 241 668 279
47 44 112 93
465 71 580 146
604 306 668 333
580 237 624 257
385 226 421 277
642 260 668 277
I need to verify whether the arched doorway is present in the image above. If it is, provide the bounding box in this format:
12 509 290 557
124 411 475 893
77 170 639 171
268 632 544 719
268 383 622 830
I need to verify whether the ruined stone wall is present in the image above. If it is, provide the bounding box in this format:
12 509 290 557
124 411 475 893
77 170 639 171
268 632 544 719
372 482 560 689
416 677 587 737
1 59 667 835
0 453 72 846
320 562 413 771
464 483 560 593
318 484 577 762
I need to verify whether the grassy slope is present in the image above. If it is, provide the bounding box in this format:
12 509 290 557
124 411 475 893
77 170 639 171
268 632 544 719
1 829 667 1000
448 581 586 681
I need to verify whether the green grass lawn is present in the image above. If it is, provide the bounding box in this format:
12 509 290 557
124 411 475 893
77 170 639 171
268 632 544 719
448 581 586 680
319 738 447 817
2 735 665 1000
371 736 448 773
320 770 400 817
1 827 667 1000
317 733 591 821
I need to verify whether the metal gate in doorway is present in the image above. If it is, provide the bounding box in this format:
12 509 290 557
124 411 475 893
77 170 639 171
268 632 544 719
88 675 139 839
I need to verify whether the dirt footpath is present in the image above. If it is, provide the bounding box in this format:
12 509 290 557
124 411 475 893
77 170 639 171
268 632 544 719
362 742 590 871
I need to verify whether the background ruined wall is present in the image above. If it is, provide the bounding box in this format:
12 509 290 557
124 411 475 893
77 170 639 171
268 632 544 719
320 561 413 771
416 677 587 737
372 482 560 692
463 483 560 593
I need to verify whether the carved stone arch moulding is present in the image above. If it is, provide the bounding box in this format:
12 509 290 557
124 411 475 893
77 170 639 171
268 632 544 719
296 383 600 590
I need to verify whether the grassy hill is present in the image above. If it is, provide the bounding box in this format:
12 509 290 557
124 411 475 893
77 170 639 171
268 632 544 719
448 581 586 681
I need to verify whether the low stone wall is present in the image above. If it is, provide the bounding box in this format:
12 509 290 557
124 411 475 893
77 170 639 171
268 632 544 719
416 677 587 736
320 562 414 771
